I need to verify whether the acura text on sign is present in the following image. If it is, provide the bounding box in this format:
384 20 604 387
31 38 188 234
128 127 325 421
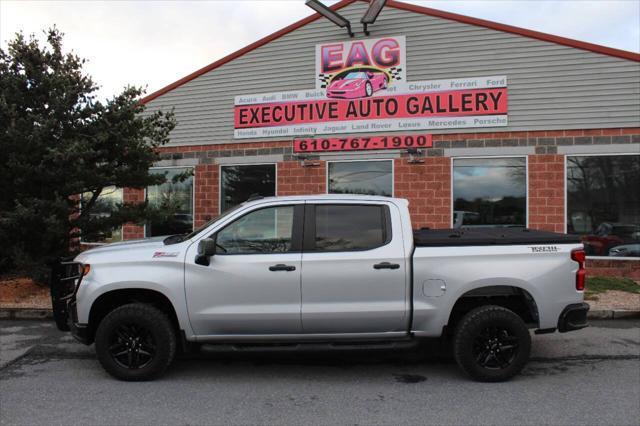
234 76 508 139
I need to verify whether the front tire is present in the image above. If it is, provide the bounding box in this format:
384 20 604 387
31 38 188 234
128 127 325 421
453 305 531 382
95 303 176 381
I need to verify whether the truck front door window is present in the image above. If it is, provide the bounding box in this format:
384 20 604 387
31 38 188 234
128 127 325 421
216 206 294 254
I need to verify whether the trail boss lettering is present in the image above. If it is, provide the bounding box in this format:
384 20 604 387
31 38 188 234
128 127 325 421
529 246 559 253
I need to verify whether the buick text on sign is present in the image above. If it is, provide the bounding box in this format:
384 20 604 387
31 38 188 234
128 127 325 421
234 76 508 139
294 134 433 153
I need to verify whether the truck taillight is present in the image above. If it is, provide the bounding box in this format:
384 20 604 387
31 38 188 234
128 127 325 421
571 249 586 291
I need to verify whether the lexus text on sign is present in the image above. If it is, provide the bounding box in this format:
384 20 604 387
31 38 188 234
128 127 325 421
234 76 508 139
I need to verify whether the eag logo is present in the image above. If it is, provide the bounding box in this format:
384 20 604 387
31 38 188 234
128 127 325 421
320 38 401 73
315 36 406 90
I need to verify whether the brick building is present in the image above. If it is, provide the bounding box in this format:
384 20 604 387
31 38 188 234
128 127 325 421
86 0 640 278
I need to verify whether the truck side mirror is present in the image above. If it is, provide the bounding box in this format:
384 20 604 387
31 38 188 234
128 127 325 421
195 238 216 266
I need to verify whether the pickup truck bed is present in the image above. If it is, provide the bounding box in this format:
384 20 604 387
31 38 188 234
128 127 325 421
414 227 581 246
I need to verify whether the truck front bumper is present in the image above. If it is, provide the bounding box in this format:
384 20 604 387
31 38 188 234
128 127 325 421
50 259 92 345
557 302 590 333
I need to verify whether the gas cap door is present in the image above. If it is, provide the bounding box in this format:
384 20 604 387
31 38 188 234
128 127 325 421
422 279 446 297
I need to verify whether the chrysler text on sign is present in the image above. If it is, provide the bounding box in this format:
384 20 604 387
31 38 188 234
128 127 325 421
234 76 508 139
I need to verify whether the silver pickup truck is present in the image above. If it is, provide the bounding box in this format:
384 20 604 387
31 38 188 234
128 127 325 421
51 195 589 382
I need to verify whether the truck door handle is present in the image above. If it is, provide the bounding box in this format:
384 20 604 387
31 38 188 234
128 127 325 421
373 262 400 270
269 264 296 272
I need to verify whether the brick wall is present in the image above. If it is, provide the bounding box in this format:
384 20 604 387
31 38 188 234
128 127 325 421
528 154 565 233
194 164 219 228
395 157 451 229
122 188 145 240
427 128 639 154
586 259 640 281
277 160 326 196
128 127 639 236
113 127 639 277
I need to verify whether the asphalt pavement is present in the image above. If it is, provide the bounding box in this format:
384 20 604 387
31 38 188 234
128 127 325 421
1 319 639 425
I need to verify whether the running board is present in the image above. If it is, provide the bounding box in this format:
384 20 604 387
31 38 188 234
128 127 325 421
201 339 418 353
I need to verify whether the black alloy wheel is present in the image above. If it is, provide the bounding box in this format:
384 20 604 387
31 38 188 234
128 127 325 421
108 323 156 369
453 305 531 382
472 325 519 369
95 303 176 381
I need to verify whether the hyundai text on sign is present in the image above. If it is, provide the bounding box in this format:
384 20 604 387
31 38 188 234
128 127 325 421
234 76 508 139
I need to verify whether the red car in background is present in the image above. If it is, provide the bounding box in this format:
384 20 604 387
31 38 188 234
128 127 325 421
326 71 388 99
582 223 640 256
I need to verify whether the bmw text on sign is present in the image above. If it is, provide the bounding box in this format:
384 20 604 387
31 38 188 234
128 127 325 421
234 76 508 139
233 35 507 139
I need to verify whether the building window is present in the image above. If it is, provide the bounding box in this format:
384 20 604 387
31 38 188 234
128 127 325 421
216 206 294 254
146 167 194 237
220 164 276 212
80 186 123 244
453 157 527 227
567 155 640 258
328 160 393 196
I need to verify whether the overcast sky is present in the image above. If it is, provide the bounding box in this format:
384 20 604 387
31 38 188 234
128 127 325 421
1 0 638 100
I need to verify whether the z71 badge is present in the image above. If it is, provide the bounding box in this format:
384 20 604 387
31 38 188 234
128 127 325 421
152 251 179 258
529 246 559 253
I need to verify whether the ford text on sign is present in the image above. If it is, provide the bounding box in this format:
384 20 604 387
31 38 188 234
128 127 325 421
294 134 433 153
233 76 508 139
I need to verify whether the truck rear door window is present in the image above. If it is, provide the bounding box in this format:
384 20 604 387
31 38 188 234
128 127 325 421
310 205 389 251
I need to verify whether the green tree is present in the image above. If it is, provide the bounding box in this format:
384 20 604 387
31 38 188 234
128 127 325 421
0 28 177 281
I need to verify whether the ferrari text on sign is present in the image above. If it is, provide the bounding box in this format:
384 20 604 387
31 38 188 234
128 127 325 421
234 77 508 139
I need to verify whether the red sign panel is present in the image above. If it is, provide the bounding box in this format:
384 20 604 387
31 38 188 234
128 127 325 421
294 134 433 153
235 88 507 129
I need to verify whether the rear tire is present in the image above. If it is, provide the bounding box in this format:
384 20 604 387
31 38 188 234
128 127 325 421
453 305 531 382
95 303 176 381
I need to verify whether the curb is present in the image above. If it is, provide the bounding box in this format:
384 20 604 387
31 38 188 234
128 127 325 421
1 308 639 321
0 308 53 320
587 309 640 320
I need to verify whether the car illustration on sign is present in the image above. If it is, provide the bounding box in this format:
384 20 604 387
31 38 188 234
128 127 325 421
326 70 388 99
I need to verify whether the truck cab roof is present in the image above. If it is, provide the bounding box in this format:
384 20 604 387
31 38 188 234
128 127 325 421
240 194 407 205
